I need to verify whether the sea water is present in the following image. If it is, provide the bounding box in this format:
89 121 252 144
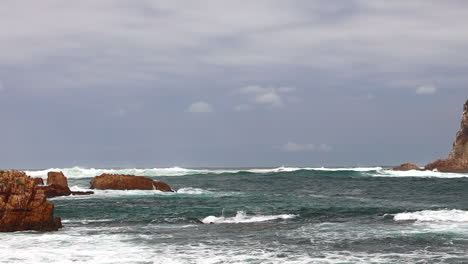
1 167 468 263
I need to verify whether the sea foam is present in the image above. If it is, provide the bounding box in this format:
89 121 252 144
201 211 296 224
393 209 468 222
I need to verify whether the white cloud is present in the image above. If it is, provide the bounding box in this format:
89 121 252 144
415 85 437 95
238 85 296 108
234 104 251 112
187 101 214 113
280 142 332 152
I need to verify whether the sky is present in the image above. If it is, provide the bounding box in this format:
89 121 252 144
1 0 467 169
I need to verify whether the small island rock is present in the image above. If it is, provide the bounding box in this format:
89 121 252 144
90 174 174 192
393 163 421 171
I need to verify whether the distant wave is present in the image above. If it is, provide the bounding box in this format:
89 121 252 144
393 209 468 222
201 211 296 224
24 166 468 179
24 166 383 178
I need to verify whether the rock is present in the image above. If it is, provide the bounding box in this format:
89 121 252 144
90 174 174 192
0 170 62 232
448 100 468 160
393 163 421 171
47 171 68 187
425 100 468 173
38 184 71 198
40 171 93 198
32 178 44 185
425 158 468 173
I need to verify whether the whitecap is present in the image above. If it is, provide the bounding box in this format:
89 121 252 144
201 211 296 224
393 209 468 222
377 169 468 178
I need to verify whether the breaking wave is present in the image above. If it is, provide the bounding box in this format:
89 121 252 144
24 166 468 179
201 211 296 224
393 209 468 222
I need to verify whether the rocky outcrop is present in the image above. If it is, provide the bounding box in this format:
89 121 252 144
47 171 68 187
0 170 62 232
424 100 468 173
90 174 174 192
425 158 468 173
393 163 421 171
32 178 44 185
37 171 93 198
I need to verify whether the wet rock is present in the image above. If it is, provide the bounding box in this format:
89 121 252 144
32 178 44 185
393 163 421 171
425 158 468 173
0 170 62 232
90 174 174 192
40 171 94 198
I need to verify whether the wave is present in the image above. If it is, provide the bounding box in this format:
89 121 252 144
24 166 385 179
201 211 296 224
24 166 468 179
393 209 468 222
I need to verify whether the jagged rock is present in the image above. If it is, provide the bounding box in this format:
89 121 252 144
448 100 468 160
90 174 174 192
393 163 421 171
32 178 44 185
47 171 68 187
425 158 468 173
39 171 93 198
425 100 468 173
0 170 62 232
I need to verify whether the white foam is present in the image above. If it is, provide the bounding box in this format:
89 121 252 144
393 209 468 222
176 187 212 195
201 211 296 224
378 169 468 178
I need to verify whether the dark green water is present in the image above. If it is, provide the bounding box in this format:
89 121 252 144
2 168 468 263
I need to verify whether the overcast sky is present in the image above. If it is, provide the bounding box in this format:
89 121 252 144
1 0 467 169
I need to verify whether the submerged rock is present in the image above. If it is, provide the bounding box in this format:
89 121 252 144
90 174 174 192
0 170 62 232
393 163 421 171
424 100 468 173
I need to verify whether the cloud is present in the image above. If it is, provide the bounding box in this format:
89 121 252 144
234 104 251 112
238 85 296 108
186 101 214 113
279 142 332 152
415 85 437 95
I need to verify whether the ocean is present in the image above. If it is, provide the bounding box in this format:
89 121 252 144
1 167 468 263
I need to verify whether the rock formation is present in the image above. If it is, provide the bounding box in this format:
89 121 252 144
393 163 421 171
0 170 62 232
425 99 468 172
90 174 174 192
37 171 93 198
32 178 44 185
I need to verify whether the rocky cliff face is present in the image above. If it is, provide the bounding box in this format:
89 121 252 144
425 99 468 172
448 100 468 160
90 174 173 192
0 170 62 232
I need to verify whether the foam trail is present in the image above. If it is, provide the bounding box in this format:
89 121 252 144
201 211 296 224
393 209 468 222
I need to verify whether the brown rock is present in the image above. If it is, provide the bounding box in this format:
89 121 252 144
90 174 174 192
448 100 468 160
47 171 68 187
0 170 62 232
40 171 94 198
425 158 468 173
425 100 468 173
393 163 421 171
32 178 44 185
